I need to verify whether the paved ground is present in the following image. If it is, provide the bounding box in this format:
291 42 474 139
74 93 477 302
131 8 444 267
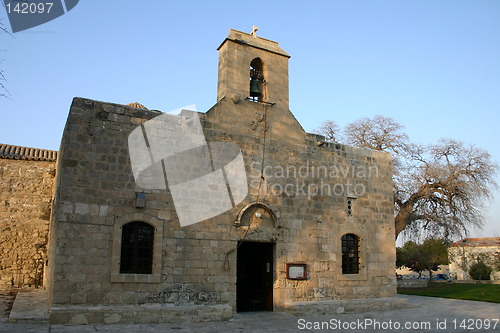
0 289 16 324
1 291 499 332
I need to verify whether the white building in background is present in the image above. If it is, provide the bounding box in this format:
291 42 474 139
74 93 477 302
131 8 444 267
448 237 500 280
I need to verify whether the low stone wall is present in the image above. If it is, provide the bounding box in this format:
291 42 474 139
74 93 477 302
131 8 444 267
397 280 428 288
282 297 410 316
49 303 233 324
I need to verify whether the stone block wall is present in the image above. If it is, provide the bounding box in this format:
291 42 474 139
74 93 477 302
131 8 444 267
5 29 398 324
46 30 396 324
46 95 396 323
46 98 245 323
203 97 397 310
0 157 56 287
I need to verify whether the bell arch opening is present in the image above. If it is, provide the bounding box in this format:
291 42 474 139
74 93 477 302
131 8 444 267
249 58 265 102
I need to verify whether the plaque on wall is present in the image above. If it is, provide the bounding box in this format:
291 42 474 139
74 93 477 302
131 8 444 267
286 263 307 280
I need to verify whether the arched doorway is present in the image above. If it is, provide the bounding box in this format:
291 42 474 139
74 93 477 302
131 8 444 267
236 203 277 312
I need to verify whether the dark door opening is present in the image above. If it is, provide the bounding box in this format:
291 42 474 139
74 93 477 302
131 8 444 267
237 241 274 312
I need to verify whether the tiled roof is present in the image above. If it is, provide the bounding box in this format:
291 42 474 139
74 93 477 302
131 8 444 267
0 144 58 161
450 237 500 248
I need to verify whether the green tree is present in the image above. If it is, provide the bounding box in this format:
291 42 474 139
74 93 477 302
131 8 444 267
397 240 424 277
494 252 500 271
469 261 493 280
396 238 450 280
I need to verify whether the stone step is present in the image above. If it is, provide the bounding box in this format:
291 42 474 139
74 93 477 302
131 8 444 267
8 289 49 324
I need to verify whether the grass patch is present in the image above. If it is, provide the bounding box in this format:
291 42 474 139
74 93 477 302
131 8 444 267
398 283 500 303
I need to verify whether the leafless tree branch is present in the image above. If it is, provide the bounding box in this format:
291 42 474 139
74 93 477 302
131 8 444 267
0 17 13 98
316 115 498 240
312 120 341 142
344 115 410 154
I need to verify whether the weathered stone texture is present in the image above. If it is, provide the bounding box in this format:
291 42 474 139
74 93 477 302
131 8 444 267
46 29 397 323
0 158 56 287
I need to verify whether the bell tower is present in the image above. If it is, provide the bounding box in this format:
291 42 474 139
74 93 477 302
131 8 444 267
217 28 290 108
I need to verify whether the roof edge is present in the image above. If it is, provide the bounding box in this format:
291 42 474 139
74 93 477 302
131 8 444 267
217 29 290 58
0 143 58 161
450 237 500 247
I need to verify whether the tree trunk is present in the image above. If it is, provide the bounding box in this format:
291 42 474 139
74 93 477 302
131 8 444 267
395 201 414 238
395 212 408 238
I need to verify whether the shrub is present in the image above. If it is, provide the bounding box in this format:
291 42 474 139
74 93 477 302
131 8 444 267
469 261 493 280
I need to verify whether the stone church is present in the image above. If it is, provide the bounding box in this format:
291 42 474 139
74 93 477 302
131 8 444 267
4 29 401 324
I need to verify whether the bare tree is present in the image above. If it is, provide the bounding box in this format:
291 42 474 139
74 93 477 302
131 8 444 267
395 139 497 238
315 115 498 239
0 64 8 98
1 17 11 98
343 115 408 154
313 120 341 142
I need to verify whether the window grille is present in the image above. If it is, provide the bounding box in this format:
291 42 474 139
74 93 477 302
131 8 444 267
341 233 360 274
120 222 154 274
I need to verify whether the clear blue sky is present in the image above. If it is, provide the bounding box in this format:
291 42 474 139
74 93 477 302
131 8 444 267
1 0 499 239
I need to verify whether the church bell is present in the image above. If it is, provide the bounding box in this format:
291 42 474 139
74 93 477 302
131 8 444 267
250 67 264 98
250 78 262 98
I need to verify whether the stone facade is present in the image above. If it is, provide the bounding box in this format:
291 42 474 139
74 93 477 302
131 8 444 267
45 29 397 324
0 145 57 287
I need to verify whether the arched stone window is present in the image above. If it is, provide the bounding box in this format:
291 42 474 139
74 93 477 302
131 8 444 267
111 213 163 283
341 233 360 274
249 58 264 101
119 222 154 274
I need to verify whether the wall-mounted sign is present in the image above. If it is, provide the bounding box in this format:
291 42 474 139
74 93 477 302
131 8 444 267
286 263 307 280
